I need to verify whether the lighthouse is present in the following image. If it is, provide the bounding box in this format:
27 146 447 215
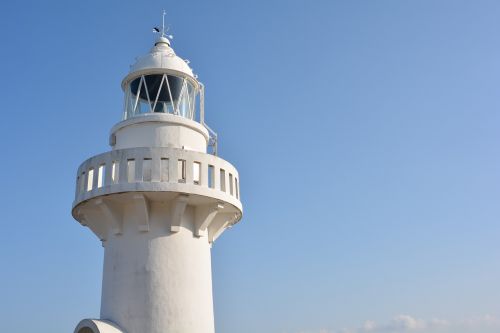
71 17 243 333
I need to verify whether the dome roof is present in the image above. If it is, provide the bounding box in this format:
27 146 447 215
122 37 195 88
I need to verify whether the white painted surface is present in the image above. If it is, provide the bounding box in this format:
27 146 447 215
110 114 209 152
100 203 215 333
74 319 124 333
72 34 242 333
72 146 242 213
123 37 195 82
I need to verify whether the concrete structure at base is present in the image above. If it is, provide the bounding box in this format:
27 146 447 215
71 26 243 333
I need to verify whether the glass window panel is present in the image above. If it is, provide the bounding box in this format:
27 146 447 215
124 86 133 119
176 80 192 119
130 76 147 101
129 86 136 118
178 89 189 118
129 76 152 115
153 77 168 113
179 84 191 119
187 82 196 119
143 74 168 113
138 100 150 114
167 75 184 100
158 75 175 114
124 74 197 119
165 102 175 114
144 75 163 99
129 77 143 116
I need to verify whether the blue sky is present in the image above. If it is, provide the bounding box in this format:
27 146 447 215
1 1 499 332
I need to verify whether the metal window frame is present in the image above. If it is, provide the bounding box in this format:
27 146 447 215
132 77 144 115
175 78 188 116
165 74 176 115
151 74 166 112
141 76 153 113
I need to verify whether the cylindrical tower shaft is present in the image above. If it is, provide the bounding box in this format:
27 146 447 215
101 202 214 333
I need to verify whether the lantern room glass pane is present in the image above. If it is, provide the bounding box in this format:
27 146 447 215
187 82 195 119
124 74 197 121
167 75 184 101
177 81 190 118
125 85 135 119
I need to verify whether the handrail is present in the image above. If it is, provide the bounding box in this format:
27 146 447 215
203 123 218 156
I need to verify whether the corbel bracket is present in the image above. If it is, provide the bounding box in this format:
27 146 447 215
95 198 122 235
208 213 238 243
170 194 189 232
194 202 224 237
133 194 150 232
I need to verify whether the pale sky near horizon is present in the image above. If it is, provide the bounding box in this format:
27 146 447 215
1 1 499 332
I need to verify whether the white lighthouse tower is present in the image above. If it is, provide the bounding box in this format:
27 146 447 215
71 17 243 333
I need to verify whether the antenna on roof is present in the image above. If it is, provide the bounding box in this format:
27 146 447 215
153 10 174 40
162 9 166 37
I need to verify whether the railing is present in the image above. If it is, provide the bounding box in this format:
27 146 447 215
73 147 241 211
203 123 218 156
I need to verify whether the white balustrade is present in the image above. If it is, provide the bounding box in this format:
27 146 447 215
73 147 241 211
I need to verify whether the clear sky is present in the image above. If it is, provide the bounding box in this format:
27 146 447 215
0 1 499 333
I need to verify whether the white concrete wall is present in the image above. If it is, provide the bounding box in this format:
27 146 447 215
72 146 242 214
110 114 209 153
100 203 215 333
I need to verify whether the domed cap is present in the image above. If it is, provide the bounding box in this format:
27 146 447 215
123 11 196 86
126 36 195 81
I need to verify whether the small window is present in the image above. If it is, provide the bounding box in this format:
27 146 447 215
235 177 239 199
127 159 135 183
111 161 119 184
87 169 94 191
143 158 152 181
161 158 169 182
97 164 105 188
208 165 214 188
220 169 226 192
229 173 234 195
79 172 85 194
178 159 186 183
193 162 201 185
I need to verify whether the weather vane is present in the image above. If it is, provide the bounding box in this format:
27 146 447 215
153 10 174 40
